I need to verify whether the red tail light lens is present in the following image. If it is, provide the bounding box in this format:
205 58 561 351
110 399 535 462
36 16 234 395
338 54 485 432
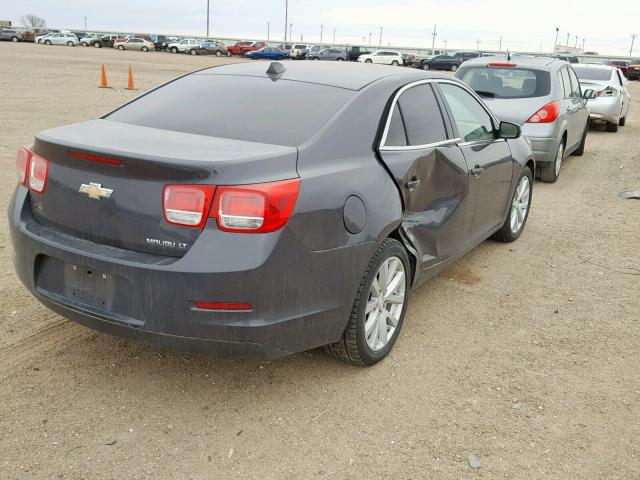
211 178 301 233
28 152 49 193
17 146 31 185
526 101 560 124
163 185 216 228
488 63 517 68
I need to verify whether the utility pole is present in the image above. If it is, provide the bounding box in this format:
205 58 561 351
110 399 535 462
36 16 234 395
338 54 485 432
284 0 288 42
566 32 570 49
431 24 437 55
443 39 447 50
320 24 324 43
362 35 366 45
554 27 559 52
631 34 638 57
476 39 480 51
206 0 210 37
83 16 87 30
267 21 270 40
574 35 578 49
582 38 585 53
498 34 502 52
289 23 292 42
379 26 383 47
333 28 336 44
369 32 372 45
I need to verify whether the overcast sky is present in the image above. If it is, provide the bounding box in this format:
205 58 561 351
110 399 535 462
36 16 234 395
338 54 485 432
4 0 639 56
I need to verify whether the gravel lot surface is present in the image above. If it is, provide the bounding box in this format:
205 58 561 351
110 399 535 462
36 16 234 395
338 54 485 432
1 42 639 480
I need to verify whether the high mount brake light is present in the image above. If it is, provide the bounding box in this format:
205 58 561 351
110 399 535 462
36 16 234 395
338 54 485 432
28 151 49 193
68 150 124 166
488 63 517 68
210 178 301 233
163 185 216 228
526 101 560 124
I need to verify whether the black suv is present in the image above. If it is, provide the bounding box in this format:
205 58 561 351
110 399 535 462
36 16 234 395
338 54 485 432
345 46 371 62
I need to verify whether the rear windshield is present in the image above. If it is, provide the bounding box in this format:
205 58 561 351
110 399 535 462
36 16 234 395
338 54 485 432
572 67 613 81
459 67 551 99
105 74 353 146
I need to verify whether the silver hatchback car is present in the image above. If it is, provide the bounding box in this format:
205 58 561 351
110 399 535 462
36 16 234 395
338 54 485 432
456 57 596 182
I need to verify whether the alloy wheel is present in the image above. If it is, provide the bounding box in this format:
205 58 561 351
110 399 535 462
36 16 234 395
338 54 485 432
509 175 531 234
554 142 564 177
364 256 406 352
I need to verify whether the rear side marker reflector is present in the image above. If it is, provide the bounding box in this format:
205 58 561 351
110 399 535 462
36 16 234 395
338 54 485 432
194 301 252 311
68 150 124 166
163 185 216 228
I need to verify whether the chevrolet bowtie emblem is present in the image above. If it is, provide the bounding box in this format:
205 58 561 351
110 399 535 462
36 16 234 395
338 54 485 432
79 182 113 200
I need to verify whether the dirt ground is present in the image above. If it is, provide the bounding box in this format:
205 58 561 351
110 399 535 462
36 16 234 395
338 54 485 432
1 42 639 480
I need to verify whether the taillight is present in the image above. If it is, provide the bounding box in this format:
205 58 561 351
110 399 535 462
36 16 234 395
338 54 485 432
526 101 560 124
596 87 617 97
28 151 49 193
210 178 300 233
162 185 216 228
16 146 31 185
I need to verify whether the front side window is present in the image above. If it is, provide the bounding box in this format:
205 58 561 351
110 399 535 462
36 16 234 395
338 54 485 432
439 83 495 143
567 68 582 98
560 68 572 98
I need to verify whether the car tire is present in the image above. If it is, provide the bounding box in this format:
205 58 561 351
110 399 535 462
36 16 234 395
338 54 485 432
81 42 88 46
94 43 101 48
365 58 372 63
142 46 148 52
492 166 533 242
12 36 18 42
215 50 222 57
226 51 232 57
337 57 344 61
171 47 178 54
44 40 51 45
391 60 399 66
538 138 564 183
117 45 124 50
619 116 626 126
606 121 619 132
451 64 458 72
422 63 430 70
572 120 589 156
67 41 73 46
325 238 410 366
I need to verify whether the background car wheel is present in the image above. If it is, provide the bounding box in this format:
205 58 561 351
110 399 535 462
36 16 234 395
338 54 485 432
573 121 589 156
67 41 73 46
215 50 222 57
142 46 148 52
94 43 101 48
44 40 51 45
606 121 619 132
619 116 626 126
117 45 124 50
365 58 372 63
422 63 430 70
226 51 232 57
325 238 410 366
391 60 399 66
189 49 197 55
492 167 533 242
538 139 564 183
12 36 18 42
171 47 178 54
451 64 458 72
81 42 88 46
337 57 344 61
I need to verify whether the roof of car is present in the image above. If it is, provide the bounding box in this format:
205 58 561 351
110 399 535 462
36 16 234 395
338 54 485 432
195 61 454 91
461 55 564 69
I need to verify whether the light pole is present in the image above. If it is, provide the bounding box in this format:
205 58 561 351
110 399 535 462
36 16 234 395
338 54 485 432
369 32 372 45
498 34 502 52
582 38 585 53
566 32 570 49
206 0 210 37
320 24 324 43
333 28 336 44
362 36 366 45
476 39 480 51
631 34 638 57
443 39 447 50
289 23 292 42
554 27 559 52
379 26 383 47
84 16 87 30
574 35 578 49
284 0 288 42
431 24 437 55
267 21 270 40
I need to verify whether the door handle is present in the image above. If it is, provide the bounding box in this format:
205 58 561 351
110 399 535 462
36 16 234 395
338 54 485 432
471 166 484 177
406 178 421 190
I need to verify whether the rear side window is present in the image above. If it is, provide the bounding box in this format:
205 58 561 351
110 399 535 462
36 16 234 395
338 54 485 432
106 74 353 147
395 85 446 146
459 67 551 98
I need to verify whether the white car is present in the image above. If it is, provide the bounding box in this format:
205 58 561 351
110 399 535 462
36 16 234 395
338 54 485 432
290 43 310 59
35 30 73 43
573 64 631 132
80 35 97 46
40 33 78 46
167 38 200 54
357 50 403 66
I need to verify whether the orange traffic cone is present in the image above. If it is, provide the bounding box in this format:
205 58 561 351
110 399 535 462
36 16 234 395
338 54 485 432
125 65 137 90
99 64 111 88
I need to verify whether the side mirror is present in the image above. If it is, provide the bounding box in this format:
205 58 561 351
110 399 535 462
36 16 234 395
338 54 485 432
583 89 597 100
499 121 521 139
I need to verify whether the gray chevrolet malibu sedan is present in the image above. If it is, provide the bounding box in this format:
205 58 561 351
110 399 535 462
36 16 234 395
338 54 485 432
9 62 535 365
456 57 596 183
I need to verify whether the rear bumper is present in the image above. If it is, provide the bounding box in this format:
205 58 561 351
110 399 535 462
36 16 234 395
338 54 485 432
524 136 559 165
8 188 376 359
588 98 621 124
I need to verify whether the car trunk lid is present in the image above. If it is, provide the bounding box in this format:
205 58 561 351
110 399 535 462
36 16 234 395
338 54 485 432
30 119 298 257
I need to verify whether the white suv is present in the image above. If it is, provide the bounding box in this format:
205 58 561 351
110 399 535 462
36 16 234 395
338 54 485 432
168 38 200 54
357 50 403 66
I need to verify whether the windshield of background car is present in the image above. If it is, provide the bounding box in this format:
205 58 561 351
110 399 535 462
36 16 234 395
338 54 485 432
105 74 354 147
460 67 551 98
572 67 613 81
